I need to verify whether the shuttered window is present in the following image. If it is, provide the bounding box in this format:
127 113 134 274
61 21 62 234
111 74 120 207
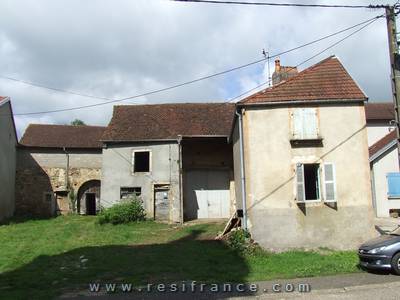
292 108 319 139
296 164 305 202
323 163 337 202
295 162 336 202
387 173 400 198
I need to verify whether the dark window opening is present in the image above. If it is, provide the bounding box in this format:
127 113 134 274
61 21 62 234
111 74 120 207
120 187 142 200
134 151 150 172
304 164 320 200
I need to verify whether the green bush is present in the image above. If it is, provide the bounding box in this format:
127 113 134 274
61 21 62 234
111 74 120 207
97 198 146 225
227 229 251 251
226 229 264 256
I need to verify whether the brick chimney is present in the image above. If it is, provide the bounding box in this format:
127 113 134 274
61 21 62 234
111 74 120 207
272 59 298 85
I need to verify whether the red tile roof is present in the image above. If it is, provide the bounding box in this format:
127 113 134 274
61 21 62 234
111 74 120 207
369 130 397 158
365 102 395 122
240 56 367 104
102 103 236 142
20 124 106 149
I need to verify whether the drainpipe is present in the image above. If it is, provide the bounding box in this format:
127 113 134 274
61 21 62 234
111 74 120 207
177 135 184 225
63 147 70 190
235 109 248 230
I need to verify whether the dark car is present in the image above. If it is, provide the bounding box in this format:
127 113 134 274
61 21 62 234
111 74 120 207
358 228 400 274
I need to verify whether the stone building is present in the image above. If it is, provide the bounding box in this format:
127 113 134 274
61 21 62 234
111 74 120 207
0 97 17 221
232 56 376 250
16 124 105 216
101 103 235 223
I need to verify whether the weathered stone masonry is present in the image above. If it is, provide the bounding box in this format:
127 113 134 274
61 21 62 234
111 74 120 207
15 147 102 216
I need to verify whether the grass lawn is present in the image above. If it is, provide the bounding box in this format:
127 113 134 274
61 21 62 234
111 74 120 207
0 216 361 299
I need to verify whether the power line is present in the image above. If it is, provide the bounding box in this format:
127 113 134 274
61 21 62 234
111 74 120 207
1 14 383 117
227 14 382 103
171 0 388 9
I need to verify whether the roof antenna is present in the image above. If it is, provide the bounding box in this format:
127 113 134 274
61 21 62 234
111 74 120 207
262 47 272 87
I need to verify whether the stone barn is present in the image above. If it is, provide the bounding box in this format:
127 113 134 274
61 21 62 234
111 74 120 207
16 124 105 216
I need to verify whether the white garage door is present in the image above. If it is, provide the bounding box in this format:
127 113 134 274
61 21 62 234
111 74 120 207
184 170 230 220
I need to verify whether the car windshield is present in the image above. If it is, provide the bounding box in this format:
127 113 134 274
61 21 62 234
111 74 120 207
390 226 400 236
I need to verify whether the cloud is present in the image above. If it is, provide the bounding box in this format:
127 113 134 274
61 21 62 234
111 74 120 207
0 0 393 138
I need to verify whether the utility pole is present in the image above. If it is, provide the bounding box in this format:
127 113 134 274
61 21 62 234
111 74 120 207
386 5 400 167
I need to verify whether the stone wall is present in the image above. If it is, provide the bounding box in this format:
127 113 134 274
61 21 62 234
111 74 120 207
15 147 102 216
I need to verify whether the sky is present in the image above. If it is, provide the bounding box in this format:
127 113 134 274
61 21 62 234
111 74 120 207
0 0 396 138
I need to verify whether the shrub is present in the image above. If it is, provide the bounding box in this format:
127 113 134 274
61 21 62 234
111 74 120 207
97 198 146 225
226 229 262 255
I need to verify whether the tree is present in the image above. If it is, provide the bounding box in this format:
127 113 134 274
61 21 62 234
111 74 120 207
71 119 86 126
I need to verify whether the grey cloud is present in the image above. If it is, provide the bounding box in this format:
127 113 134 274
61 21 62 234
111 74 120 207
0 0 394 138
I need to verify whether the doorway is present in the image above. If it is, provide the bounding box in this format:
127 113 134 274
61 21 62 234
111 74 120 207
85 193 96 215
154 184 170 221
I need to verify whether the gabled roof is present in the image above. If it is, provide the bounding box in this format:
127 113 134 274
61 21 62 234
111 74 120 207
101 103 236 142
365 102 395 122
20 124 106 149
369 130 397 161
239 56 367 104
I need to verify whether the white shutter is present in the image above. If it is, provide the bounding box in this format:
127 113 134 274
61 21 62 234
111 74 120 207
303 108 318 139
323 163 336 202
296 164 305 202
292 109 303 139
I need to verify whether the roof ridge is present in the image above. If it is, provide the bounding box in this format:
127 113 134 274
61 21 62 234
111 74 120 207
114 102 234 108
26 123 106 128
243 55 337 99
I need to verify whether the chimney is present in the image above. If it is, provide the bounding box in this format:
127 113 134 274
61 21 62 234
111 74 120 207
272 59 298 86
275 59 281 72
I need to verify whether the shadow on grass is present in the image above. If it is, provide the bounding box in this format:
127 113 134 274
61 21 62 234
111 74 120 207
0 214 54 226
0 228 253 299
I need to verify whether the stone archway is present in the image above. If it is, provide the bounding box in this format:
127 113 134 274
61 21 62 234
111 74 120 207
77 180 101 215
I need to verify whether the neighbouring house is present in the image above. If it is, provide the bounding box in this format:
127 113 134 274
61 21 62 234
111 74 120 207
232 56 376 250
365 102 396 146
366 102 400 217
16 124 105 216
100 103 235 223
0 96 17 221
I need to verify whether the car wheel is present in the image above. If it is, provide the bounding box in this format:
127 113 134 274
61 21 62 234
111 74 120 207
391 252 400 275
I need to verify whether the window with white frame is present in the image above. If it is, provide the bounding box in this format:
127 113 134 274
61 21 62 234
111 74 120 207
296 163 336 202
292 108 319 140
132 150 151 173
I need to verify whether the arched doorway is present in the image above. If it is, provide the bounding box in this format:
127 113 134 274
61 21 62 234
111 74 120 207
77 180 101 215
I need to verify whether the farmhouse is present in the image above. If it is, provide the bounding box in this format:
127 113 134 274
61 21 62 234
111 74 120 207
16 124 105 216
232 56 376 250
100 103 236 223
0 97 17 221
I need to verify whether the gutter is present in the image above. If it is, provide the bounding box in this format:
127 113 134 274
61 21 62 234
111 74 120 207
369 140 397 163
63 147 70 190
177 135 184 225
237 98 367 108
235 109 248 230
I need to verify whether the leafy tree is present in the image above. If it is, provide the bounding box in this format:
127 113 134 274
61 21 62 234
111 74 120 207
70 119 86 126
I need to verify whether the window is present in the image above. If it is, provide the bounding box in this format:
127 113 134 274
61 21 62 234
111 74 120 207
292 108 319 140
132 150 151 173
296 164 320 201
296 163 337 202
120 187 141 200
387 173 400 198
